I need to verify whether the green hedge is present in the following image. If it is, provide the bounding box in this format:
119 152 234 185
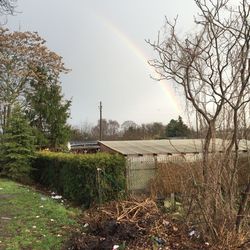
32 152 126 207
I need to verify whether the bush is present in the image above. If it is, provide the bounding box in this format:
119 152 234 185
32 152 126 207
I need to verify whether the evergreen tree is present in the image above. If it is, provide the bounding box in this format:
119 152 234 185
45 83 71 149
0 105 35 180
26 67 71 150
165 116 190 138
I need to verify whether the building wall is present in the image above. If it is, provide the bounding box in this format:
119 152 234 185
99 144 118 154
126 155 156 192
126 153 202 193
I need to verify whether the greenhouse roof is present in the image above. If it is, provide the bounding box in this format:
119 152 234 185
99 139 250 156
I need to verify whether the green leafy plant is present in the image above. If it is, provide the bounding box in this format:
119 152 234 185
32 152 126 207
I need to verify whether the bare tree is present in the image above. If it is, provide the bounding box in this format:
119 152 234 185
148 0 250 243
0 0 16 15
121 120 137 131
107 120 120 138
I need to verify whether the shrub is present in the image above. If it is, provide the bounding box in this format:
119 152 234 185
32 152 126 207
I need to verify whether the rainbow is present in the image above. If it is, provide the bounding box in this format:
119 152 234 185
91 10 182 114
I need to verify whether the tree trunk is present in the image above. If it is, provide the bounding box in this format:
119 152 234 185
235 181 250 233
203 121 215 185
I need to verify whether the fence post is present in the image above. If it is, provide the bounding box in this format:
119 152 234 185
97 168 102 204
171 192 176 209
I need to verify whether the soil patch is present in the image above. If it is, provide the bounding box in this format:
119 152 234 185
0 194 16 199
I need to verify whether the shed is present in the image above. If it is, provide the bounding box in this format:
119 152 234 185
99 139 249 193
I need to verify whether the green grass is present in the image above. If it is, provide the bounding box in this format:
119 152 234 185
0 178 79 250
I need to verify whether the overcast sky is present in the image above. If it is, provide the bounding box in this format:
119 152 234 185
6 0 199 126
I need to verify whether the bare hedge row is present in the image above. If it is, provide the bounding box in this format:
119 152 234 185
151 155 250 196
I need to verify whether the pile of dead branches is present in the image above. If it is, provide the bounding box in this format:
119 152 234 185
66 198 212 250
90 197 159 223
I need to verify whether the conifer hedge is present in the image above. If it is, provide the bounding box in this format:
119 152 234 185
32 152 126 207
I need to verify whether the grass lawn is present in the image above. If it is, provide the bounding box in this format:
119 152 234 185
0 178 79 250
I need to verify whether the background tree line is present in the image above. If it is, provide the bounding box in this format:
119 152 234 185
70 115 194 141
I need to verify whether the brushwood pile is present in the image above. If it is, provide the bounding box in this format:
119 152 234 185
66 198 214 250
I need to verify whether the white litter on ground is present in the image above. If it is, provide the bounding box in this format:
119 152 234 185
51 195 62 200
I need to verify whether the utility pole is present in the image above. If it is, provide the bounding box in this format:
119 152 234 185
99 101 102 140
